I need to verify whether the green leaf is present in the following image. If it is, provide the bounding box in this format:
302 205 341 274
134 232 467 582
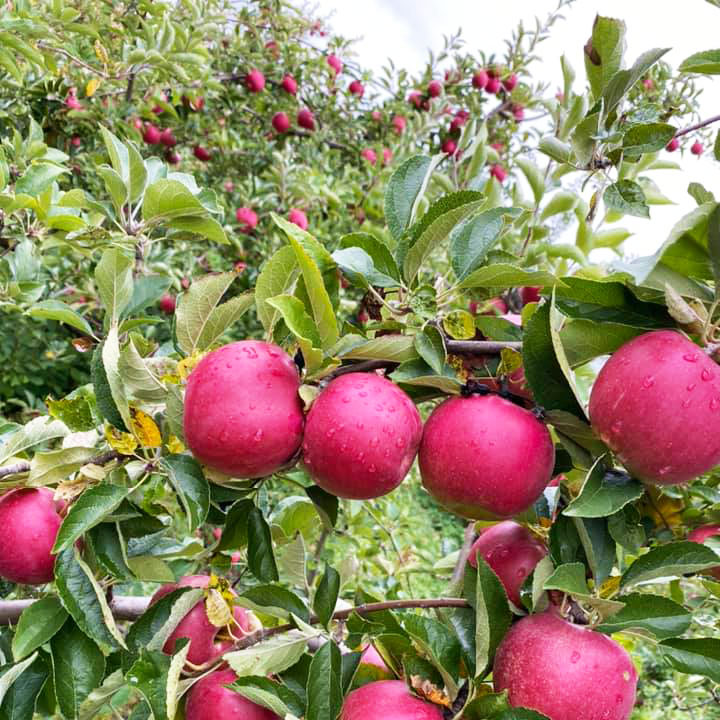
12 598 68 661
142 179 206 222
679 49 720 74
95 248 134 325
175 272 246 354
392 358 462 394
305 486 338 529
102 326 132 430
538 137 572 164
161 455 209 533
51 620 105 720
403 191 484 284
266 295 323 371
0 416 68 467
118 340 166 404
239 585 309 622
255 246 300 334
0 653 47 720
450 208 521 280
91 342 127 431
340 335 418 363
384 155 435 240
314 565 340 628
457 264 561 291
403 615 462 694
622 123 677 155
560 319 643 367
597 593 691 640
602 48 670 116
621 542 720 588
230 677 304 718
570 112 600 168
0 653 40 713
53 483 130 554
15 163 68 196
168 215 228 244
88 523 133 580
126 141 147 204
217 499 254 551
226 628 321 678
98 165 128 214
338 233 400 281
414 327 446 375
125 650 170 720
306 640 343 720
515 158 545 203
331 247 398 288
247 507 279 582
122 275 172 319
607 506 646 554
540 192 579 221
584 15 626 99
659 638 720 682
707 205 720 296
604 181 649 218
563 458 644 518
543 562 590 595
54 547 122 652
99 126 130 185
27 300 93 336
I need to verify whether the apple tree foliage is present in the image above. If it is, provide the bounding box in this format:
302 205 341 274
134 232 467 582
0 0 719 718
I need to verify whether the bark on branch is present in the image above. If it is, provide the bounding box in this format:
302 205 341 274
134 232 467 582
0 450 121 480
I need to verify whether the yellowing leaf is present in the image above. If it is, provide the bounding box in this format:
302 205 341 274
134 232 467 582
54 475 92 504
130 408 161 448
639 487 685 530
177 351 206 381
409 677 452 708
599 575 621 598
166 435 185 454
205 588 233 628
498 347 523 376
94 40 109 65
442 310 475 339
105 424 138 455
85 76 101 97
298 384 320 411
446 354 469 380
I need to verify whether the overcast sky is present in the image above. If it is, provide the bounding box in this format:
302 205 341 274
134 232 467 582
312 0 720 259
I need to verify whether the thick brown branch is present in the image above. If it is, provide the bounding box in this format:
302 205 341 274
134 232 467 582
0 594 150 625
0 450 121 480
446 340 523 354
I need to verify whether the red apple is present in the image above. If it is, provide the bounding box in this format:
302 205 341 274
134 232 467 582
408 91 423 108
691 140 703 155
349 80 364 97
371 110 382 121
666 137 680 152
143 124 162 145
468 521 547 605
512 104 525 121
419 394 554 518
427 80 442 97
494 610 637 720
65 89 82 110
589 330 720 485
642 77 654 90
159 128 177 147
490 164 507 182
302 372 423 499
341 681 443 720
288 208 308 230
193 145 211 161
159 293 176 314
236 207 258 233
521 286 541 305
224 181 234 192
185 669 278 720
297 108 315 131
0 488 61 585
281 74 297 95
472 70 489 89
327 54 343 74
360 644 393 678
442 138 457 155
361 148 377 165
485 76 501 94
392 115 406 134
382 147 392 165
272 112 291 133
184 341 304 477
246 69 266 92
70 135 81 147
688 524 720 579
166 150 181 165
503 73 518 91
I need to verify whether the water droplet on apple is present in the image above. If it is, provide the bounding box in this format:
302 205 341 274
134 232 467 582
642 375 655 389
571 651 581 664
683 353 699 363
687 383 696 392
702 368 714 381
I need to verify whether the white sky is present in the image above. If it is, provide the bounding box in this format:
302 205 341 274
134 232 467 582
312 0 720 259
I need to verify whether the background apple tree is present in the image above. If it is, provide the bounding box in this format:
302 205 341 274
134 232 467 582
1 0 720 718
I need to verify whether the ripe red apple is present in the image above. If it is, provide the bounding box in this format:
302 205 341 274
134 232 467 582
420 394 554 518
152 575 255 665
288 208 308 230
360 644 393 678
236 207 258 233
342 681 443 720
70 135 81 147
281 73 297 95
393 115 406 134
65 89 82 110
490 164 507 182
485 76 501 94
642 76 654 90
246 69 265 92
193 145 211 161
521 286 541 305
327 54 343 74
666 137 679 152
166 150 181 165
349 80 365 97
159 128 177 147
272 112 290 133
503 73 518 91
0 488 62 585
185 669 278 720
589 330 720 485
512 104 525 121
302 372 423 499
472 70 489 89
382 147 392 165
159 293 176 315
184 341 304 477
297 108 315 131
371 110 382 121
143 124 162 145
361 148 377 165
691 140 704 155
494 610 637 720
427 80 442 97
132 117 144 130
688 524 720 579
408 91 423 108
483 297 508 315
224 181 234 192
442 138 457 155
468 521 547 606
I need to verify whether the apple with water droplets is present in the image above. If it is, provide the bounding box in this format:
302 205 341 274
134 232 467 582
185 669 278 720
302 372 423 499
184 341 304 478
419 394 554 518
493 610 637 720
589 330 720 485
341 680 443 720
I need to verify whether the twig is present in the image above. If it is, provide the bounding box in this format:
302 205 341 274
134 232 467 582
451 522 478 584
0 450 121 480
326 360 398 379
446 340 522 354
674 113 720 139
